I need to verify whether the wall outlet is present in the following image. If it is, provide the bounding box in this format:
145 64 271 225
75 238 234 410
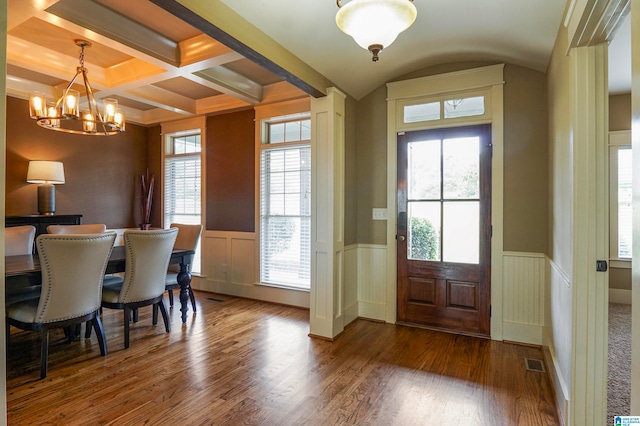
222 264 227 274
372 208 388 220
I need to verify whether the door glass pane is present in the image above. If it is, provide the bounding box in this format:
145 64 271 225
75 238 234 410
443 201 479 264
408 201 440 261
408 140 441 199
443 137 480 199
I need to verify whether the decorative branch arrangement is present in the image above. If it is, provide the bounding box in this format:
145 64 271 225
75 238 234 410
140 169 155 229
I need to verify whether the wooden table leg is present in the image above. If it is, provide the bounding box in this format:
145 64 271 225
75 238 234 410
176 262 192 323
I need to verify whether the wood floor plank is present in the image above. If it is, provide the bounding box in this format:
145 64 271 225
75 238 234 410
6 293 559 425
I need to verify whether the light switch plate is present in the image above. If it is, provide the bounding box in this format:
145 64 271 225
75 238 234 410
372 208 388 220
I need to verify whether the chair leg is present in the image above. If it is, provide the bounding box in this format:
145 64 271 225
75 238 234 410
152 304 158 325
168 289 174 307
6 322 10 357
40 330 49 380
188 285 196 312
133 308 139 323
92 315 108 356
85 320 93 339
158 300 170 333
124 308 130 349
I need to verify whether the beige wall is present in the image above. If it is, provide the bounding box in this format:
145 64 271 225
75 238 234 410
354 86 388 245
610 93 631 131
503 65 549 253
353 62 549 254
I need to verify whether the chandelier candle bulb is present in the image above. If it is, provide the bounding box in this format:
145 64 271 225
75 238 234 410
83 112 96 133
104 98 118 123
48 107 60 128
29 92 45 118
114 111 125 130
63 89 79 117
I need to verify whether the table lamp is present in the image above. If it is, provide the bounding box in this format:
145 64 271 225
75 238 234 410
26 161 65 216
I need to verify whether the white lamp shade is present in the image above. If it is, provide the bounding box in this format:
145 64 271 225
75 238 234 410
26 161 65 184
336 0 417 50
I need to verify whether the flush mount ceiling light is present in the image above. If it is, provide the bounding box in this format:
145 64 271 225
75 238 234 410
336 0 417 62
29 40 125 136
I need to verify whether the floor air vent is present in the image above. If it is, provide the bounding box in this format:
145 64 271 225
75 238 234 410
525 358 546 373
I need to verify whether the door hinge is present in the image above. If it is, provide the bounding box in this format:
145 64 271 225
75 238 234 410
490 225 493 237
490 305 492 317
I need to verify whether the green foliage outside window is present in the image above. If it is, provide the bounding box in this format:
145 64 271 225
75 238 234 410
409 216 439 261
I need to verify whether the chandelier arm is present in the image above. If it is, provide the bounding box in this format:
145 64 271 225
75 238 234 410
81 69 102 121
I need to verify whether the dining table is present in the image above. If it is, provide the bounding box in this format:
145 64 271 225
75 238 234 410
5 246 196 323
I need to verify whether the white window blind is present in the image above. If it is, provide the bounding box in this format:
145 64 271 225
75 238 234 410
618 147 632 258
165 133 202 272
260 145 311 289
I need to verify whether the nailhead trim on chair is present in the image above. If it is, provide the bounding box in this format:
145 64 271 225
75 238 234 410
35 233 115 323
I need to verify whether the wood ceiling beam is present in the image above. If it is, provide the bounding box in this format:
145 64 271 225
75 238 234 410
46 0 180 66
150 0 333 98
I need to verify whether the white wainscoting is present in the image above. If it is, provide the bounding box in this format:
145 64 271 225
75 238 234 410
192 230 310 308
355 244 388 321
502 251 546 345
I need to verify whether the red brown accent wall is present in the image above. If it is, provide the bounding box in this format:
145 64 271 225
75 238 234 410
206 109 255 232
5 96 149 228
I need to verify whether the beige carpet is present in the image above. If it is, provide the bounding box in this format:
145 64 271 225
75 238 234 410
608 303 632 419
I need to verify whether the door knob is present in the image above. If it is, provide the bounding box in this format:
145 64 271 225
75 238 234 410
398 235 406 241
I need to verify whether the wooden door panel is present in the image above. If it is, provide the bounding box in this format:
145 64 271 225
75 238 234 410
407 277 436 305
397 125 491 336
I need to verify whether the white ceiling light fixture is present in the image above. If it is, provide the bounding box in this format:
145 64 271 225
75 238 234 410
29 40 125 136
336 0 417 62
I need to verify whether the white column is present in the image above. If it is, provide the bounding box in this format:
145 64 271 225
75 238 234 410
309 88 346 339
569 42 609 425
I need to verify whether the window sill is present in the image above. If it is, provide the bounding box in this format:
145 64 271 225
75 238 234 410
258 281 310 293
610 259 631 269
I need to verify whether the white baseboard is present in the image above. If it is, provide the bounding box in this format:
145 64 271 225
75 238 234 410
357 301 386 321
609 288 632 304
502 321 543 345
542 344 569 426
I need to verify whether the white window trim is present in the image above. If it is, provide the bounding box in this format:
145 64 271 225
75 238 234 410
161 116 206 275
254 99 313 294
609 129 632 268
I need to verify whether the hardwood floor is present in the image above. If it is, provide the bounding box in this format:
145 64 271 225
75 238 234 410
6 293 559 425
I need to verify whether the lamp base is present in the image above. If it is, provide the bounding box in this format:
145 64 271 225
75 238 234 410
37 184 56 216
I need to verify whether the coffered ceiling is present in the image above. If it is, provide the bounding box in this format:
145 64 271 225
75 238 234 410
6 0 305 127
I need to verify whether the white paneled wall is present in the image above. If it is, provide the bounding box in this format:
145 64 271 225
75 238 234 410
356 244 388 321
192 230 310 308
502 251 546 344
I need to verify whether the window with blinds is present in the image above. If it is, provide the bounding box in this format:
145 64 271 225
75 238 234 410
617 147 632 258
260 118 311 290
164 132 202 273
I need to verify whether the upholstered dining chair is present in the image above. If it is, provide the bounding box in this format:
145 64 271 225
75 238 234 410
46 224 107 234
5 225 36 256
5 225 39 305
6 232 116 379
98 228 177 349
165 223 203 311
